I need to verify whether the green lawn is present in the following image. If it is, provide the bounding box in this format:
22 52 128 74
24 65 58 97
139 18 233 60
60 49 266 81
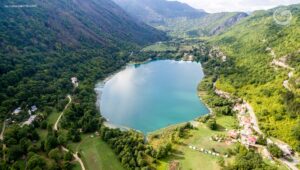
47 110 61 125
71 135 124 170
150 116 237 170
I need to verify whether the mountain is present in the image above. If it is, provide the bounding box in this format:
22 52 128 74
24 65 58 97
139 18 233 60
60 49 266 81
112 0 207 23
112 0 247 38
0 0 166 54
212 4 300 148
0 0 166 117
155 12 248 37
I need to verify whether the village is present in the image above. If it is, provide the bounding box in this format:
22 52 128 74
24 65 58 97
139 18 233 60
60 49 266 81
214 86 299 170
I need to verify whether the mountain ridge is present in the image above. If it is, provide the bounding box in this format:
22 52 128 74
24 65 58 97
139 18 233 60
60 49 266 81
112 0 207 23
0 0 167 54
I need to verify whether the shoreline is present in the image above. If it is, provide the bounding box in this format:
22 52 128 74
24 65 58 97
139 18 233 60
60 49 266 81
94 58 211 135
94 59 154 132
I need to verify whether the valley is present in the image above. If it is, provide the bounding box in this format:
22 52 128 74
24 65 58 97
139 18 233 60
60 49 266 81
0 0 299 170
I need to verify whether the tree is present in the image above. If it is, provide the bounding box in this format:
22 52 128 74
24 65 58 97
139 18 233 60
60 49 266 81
7 145 22 161
48 148 61 162
64 151 73 161
45 136 58 152
225 145 275 169
58 135 67 145
207 119 217 130
62 161 72 170
292 124 300 140
40 121 48 129
267 144 283 158
256 135 267 146
27 155 46 169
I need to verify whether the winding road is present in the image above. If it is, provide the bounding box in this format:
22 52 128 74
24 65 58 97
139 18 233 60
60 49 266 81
53 95 72 131
0 121 6 141
268 47 295 92
214 84 299 170
53 95 86 170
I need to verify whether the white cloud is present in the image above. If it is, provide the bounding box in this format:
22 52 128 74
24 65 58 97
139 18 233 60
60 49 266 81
170 0 300 13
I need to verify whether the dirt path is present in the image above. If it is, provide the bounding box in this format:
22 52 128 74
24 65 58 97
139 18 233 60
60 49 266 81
62 146 86 170
0 121 6 141
53 95 72 131
267 47 295 92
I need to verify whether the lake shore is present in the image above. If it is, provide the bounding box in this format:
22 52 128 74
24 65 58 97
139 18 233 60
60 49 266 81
95 59 210 134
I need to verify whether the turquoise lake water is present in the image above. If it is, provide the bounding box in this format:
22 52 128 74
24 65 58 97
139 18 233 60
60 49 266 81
96 60 209 133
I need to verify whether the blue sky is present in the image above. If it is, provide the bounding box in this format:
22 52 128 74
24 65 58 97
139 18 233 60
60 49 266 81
171 0 300 12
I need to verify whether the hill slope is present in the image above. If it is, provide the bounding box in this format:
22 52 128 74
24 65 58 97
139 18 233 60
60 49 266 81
155 12 248 37
212 4 300 148
112 0 207 23
112 0 248 37
0 0 166 118
0 0 166 54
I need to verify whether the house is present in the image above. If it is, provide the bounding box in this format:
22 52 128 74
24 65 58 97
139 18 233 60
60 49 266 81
247 136 257 145
228 130 239 139
22 115 37 126
12 107 21 115
71 77 79 87
31 105 38 112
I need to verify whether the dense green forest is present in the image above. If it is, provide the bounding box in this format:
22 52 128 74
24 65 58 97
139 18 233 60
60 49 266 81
1 0 300 169
0 0 166 169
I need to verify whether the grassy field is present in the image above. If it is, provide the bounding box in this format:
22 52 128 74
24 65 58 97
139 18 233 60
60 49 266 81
149 116 237 170
69 134 124 170
47 110 61 125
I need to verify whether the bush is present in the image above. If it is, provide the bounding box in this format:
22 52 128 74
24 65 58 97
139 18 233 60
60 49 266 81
64 151 73 161
48 148 62 162
207 119 217 130
292 124 300 140
256 135 267 146
267 144 283 158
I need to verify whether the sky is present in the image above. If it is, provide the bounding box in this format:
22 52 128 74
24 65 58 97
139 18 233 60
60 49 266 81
171 0 300 13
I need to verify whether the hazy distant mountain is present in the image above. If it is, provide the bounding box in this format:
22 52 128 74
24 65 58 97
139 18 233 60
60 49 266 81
112 0 207 23
112 0 248 37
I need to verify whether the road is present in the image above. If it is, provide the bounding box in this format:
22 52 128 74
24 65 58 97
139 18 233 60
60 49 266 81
0 121 5 140
268 47 295 92
62 146 85 170
214 84 299 170
54 93 85 170
53 95 72 131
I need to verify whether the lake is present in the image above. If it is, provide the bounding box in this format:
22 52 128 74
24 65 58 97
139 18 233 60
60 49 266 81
95 60 209 133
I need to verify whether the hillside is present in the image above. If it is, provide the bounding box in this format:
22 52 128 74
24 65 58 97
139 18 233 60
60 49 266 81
154 12 248 37
0 0 167 169
0 0 167 118
112 0 207 23
211 4 300 149
0 0 166 54
112 0 248 38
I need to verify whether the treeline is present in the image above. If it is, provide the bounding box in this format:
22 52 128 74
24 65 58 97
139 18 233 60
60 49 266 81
222 145 277 170
99 127 154 170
